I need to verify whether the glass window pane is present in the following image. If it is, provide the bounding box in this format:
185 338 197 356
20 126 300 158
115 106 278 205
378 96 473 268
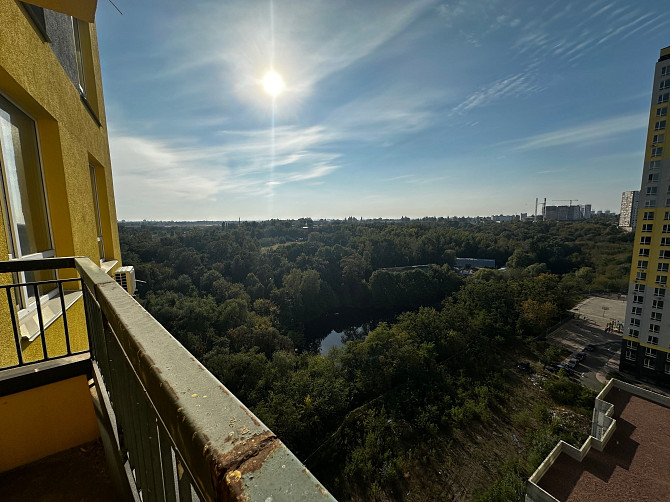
0 94 52 257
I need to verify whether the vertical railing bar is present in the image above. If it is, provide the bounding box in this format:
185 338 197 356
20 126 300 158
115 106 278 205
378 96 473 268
139 397 164 502
135 388 158 502
114 337 144 493
177 459 193 502
58 281 72 355
127 360 150 495
34 284 49 360
158 422 178 502
6 287 24 366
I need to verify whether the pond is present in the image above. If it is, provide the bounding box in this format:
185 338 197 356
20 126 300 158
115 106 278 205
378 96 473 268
303 308 394 355
318 322 373 355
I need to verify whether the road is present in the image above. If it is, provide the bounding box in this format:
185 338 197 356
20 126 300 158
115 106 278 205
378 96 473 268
547 296 626 391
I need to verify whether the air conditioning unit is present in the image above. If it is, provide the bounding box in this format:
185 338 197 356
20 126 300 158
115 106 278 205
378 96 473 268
114 266 136 296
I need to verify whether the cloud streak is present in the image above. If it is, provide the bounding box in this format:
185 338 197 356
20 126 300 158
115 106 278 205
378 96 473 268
511 113 647 150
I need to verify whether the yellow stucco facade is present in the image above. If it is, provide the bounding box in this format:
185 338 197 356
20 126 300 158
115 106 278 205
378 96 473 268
0 0 122 367
0 375 100 472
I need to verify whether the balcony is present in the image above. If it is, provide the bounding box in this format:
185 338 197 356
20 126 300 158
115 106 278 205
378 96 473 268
0 257 335 501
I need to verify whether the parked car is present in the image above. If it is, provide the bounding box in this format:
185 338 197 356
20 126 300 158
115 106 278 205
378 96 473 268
575 352 586 362
566 358 579 369
585 344 596 351
517 361 531 372
555 364 576 377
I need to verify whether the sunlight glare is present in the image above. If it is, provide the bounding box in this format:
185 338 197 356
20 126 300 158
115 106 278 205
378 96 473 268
263 71 285 96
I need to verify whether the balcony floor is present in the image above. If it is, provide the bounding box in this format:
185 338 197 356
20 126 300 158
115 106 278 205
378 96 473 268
0 439 119 501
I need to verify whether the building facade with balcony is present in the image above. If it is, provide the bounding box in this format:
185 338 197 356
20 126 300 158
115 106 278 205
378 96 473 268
0 2 335 499
0 0 122 369
620 46 670 385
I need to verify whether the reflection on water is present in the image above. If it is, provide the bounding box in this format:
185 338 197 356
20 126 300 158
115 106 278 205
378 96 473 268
319 323 372 355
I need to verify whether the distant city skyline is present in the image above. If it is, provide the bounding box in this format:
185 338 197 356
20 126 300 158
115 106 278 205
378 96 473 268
96 0 669 221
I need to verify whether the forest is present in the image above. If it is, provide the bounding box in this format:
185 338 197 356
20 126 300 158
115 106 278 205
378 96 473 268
119 216 632 501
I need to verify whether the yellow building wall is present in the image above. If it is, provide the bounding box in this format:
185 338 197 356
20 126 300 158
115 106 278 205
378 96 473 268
0 375 100 472
0 0 121 263
0 0 122 367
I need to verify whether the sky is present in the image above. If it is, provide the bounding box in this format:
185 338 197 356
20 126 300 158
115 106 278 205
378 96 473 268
96 0 670 221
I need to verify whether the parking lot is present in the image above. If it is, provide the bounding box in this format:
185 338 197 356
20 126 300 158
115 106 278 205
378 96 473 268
547 296 626 391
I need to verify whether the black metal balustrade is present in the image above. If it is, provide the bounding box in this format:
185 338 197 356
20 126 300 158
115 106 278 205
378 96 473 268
0 257 336 502
0 257 86 369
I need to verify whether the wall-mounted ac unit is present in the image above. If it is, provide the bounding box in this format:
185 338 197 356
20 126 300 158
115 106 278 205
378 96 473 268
114 266 136 296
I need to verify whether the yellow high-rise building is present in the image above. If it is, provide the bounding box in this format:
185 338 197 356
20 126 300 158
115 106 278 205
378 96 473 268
621 45 670 383
0 0 121 368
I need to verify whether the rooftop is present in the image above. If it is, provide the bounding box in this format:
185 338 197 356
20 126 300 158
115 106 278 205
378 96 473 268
535 385 670 501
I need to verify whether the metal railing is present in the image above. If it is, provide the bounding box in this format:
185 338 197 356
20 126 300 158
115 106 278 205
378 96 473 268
0 257 86 369
2 256 336 502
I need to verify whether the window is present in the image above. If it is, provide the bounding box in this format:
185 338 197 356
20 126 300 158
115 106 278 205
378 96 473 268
661 250 670 259
630 318 641 327
653 299 664 309
653 134 665 145
72 18 86 96
662 80 670 91
632 306 643 316
651 312 663 321
644 211 656 220
654 287 666 297
656 120 667 131
639 248 650 257
633 294 644 303
649 173 660 183
665 363 670 374
638 260 649 269
626 350 636 361
637 272 647 281
660 263 669 272
647 187 658 195
658 107 668 117
645 199 657 208
0 93 55 310
664 66 670 77
642 224 653 232
627 340 638 349
652 147 664 157
635 284 646 293
649 324 661 334
657 275 667 285
659 93 670 104
629 329 640 338
664 225 670 233
651 160 662 169
662 237 670 246
644 357 655 369
641 236 652 245
89 165 105 261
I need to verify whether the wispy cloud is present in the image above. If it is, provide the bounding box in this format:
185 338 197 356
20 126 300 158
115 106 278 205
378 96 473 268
451 69 541 114
511 113 647 151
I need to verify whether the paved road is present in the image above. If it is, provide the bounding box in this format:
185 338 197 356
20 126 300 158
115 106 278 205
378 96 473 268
547 296 627 391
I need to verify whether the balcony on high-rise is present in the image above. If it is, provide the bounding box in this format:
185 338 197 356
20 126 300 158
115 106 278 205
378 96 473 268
0 256 336 501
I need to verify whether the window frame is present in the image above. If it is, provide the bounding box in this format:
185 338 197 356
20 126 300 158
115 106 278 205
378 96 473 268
0 92 58 313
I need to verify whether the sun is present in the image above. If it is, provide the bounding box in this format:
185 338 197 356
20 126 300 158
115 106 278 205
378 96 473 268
263 71 285 96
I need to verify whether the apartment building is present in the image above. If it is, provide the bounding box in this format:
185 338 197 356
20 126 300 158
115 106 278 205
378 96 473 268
618 190 639 231
620 45 670 384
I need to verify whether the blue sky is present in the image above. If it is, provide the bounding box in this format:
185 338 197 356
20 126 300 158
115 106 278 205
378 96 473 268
96 0 669 220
